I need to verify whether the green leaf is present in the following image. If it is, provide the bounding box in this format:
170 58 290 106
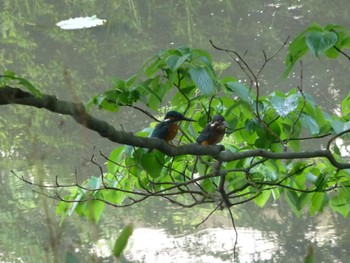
245 119 261 134
309 192 326 215
107 147 125 175
306 31 338 57
140 151 164 178
226 81 252 102
1 73 42 97
189 66 215 96
342 36 350 48
341 91 350 115
300 114 319 135
137 82 162 110
254 190 271 207
103 189 123 204
329 194 349 217
67 193 84 216
282 23 330 77
297 193 312 211
271 94 299 118
87 200 105 223
113 224 134 258
282 35 308 78
144 57 164 77
201 178 216 193
331 120 350 133
192 48 213 69
323 47 339 58
16 77 42 97
285 190 302 217
166 54 191 71
87 176 102 190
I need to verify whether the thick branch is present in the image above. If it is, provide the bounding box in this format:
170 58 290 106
1 86 349 169
218 149 350 169
0 86 223 155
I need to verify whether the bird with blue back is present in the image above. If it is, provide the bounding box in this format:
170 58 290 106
197 115 229 145
150 111 195 145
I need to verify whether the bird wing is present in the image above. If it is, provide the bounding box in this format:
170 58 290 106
196 124 212 144
150 121 169 139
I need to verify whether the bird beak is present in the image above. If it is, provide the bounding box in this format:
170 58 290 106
181 116 196 122
223 121 230 128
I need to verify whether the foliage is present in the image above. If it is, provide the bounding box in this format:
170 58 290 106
113 224 134 258
51 23 350 223
283 23 350 77
0 70 42 97
1 1 349 261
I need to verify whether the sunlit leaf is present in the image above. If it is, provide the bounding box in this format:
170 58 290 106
254 190 271 207
103 189 123 204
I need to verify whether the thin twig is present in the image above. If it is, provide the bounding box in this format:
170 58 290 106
227 208 238 258
194 203 222 228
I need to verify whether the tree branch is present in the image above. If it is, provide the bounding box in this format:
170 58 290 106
1 86 349 170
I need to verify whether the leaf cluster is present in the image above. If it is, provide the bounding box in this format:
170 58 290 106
283 23 350 77
7 23 350 222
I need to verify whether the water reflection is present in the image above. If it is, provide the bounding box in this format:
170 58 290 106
1 164 350 262
94 208 348 263
125 227 276 263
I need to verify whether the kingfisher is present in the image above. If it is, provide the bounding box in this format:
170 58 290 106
150 111 195 145
197 115 228 145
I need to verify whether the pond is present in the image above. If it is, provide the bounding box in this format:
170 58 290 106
1 0 349 262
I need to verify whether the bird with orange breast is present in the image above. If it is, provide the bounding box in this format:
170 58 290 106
150 111 195 145
197 115 228 145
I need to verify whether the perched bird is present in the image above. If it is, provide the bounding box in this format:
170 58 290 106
197 115 228 145
150 111 195 145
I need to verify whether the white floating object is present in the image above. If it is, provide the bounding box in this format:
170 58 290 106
56 15 106 30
